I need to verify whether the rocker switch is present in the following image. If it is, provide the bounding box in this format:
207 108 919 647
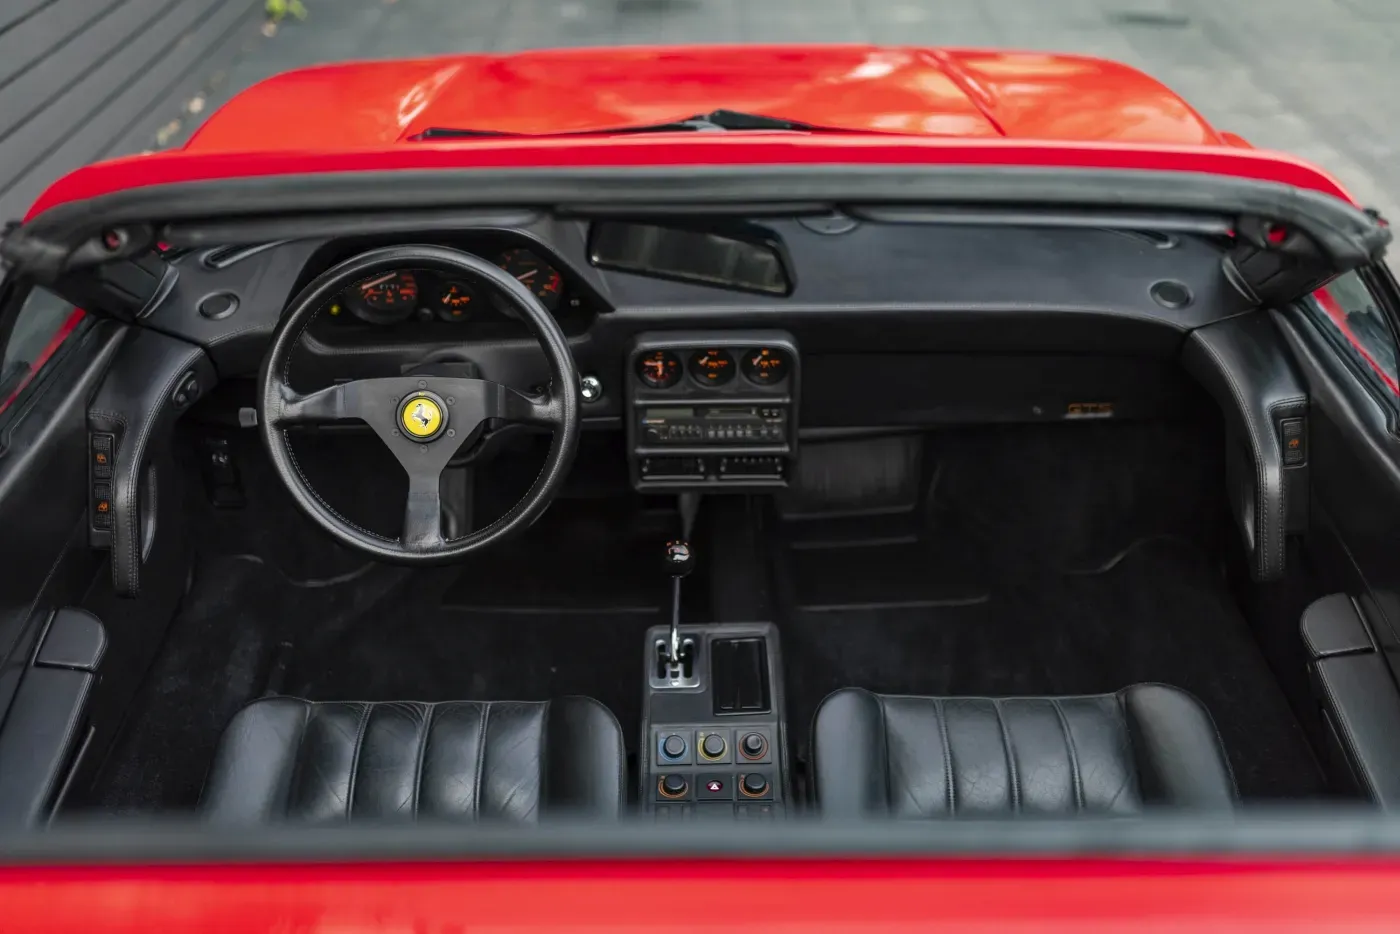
1281 418 1306 466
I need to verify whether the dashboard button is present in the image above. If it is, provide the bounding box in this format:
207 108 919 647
740 772 771 799
661 734 686 759
740 732 767 760
699 731 728 760
658 774 690 800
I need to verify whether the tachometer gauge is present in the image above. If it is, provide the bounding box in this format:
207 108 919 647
495 248 563 313
350 271 418 324
688 348 736 386
636 350 682 389
434 280 478 321
741 347 790 385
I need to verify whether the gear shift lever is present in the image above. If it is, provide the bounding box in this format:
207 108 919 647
659 540 696 681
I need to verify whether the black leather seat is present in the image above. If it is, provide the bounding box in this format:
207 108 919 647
201 697 625 822
812 684 1236 817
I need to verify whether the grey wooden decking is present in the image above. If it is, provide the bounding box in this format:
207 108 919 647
0 0 264 221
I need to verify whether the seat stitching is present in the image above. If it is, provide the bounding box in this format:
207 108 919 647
472 703 491 819
1051 699 1084 814
344 703 372 822
935 698 955 817
411 703 433 819
991 699 1019 814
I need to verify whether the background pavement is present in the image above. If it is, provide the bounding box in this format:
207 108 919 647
6 0 1399 220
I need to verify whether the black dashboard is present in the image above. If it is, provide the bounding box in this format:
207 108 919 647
136 213 1255 490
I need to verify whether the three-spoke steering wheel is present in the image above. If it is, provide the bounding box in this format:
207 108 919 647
258 245 579 563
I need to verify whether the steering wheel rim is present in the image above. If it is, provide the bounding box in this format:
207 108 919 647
258 244 580 564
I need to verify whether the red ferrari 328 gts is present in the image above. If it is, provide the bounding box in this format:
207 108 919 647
1 44 1400 931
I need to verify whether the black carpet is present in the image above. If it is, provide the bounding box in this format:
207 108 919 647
773 420 1326 801
777 539 1325 800
81 417 1326 811
79 494 683 813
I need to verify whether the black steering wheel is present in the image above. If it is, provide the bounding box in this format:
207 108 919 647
258 245 580 563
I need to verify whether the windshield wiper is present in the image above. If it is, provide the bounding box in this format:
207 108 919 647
409 110 834 141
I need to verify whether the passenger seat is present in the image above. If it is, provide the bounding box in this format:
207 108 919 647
811 684 1236 816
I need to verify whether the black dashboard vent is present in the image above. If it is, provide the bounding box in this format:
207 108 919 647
200 242 287 270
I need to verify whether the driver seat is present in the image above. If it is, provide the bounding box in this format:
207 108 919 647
200 697 626 822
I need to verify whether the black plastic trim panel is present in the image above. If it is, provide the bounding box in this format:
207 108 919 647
1182 312 1308 580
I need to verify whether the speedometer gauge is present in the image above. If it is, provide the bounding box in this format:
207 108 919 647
495 248 563 313
349 271 418 324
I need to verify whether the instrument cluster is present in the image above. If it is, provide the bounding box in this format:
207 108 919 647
330 247 567 327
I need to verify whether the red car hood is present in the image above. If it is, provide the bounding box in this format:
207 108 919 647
20 44 1363 221
182 44 1231 152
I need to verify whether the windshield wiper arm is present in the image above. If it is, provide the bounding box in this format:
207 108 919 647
409 110 833 141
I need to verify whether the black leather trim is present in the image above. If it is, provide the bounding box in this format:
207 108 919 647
811 685 1236 817
1182 312 1308 580
88 329 215 596
1302 594 1375 659
33 608 106 671
201 697 625 823
1312 652 1400 807
0 665 93 827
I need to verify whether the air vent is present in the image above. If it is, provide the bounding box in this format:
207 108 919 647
200 242 286 270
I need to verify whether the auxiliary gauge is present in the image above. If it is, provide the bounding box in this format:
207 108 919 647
689 348 736 386
636 350 683 389
741 347 790 385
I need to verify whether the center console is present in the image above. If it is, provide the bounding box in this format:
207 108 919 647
627 331 799 492
640 621 789 821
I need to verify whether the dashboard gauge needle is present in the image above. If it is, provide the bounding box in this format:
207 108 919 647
361 272 397 288
516 270 537 282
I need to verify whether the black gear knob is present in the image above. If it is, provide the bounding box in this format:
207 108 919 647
663 540 695 579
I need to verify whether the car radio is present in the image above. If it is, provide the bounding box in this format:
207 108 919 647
627 331 799 492
638 405 788 446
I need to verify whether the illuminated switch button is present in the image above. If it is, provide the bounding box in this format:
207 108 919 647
1282 419 1306 466
740 732 767 760
660 734 686 760
657 774 689 800
698 774 731 800
740 772 771 799
700 732 727 760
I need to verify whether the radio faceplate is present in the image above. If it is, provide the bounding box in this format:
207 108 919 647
627 331 799 492
639 405 788 446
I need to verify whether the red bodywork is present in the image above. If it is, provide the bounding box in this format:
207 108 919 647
24 44 1357 219
182 45 1230 149
6 857 1400 932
